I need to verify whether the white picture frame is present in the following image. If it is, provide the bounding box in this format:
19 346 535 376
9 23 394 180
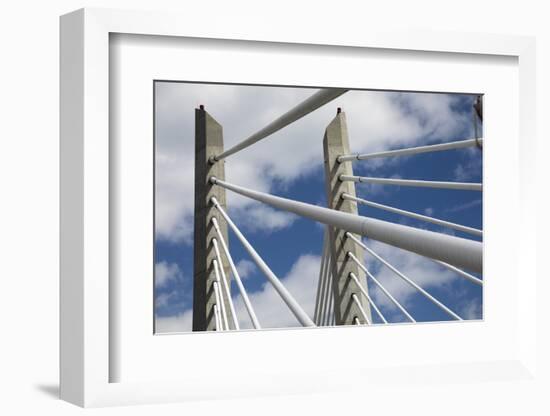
60 7 538 408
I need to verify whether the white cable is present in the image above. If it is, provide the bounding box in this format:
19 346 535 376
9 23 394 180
340 175 482 192
212 263 229 330
351 294 371 325
338 138 483 162
212 197 315 327
212 238 240 330
342 193 482 237
211 218 261 329
347 234 463 321
349 271 388 324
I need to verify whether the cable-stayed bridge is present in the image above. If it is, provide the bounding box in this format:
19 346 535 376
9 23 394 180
192 89 482 331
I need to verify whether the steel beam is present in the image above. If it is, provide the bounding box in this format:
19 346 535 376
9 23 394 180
211 218 261 329
322 111 371 325
338 138 483 162
342 193 482 237
213 88 347 161
210 178 483 273
340 175 482 191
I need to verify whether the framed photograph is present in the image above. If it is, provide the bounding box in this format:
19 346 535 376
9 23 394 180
152 80 483 336
60 8 537 407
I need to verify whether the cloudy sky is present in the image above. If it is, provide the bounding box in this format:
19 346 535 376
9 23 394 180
154 82 483 333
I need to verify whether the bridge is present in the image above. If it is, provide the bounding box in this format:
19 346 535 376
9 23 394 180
192 88 483 331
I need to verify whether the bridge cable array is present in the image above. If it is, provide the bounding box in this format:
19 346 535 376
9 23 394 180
346 235 463 320
313 229 336 326
337 137 483 162
212 88 348 162
212 196 315 327
200 88 482 329
211 176 482 274
339 175 482 192
341 193 482 237
212 240 240 330
211 217 261 329
348 271 387 324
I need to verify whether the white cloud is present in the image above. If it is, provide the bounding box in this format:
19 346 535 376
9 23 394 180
233 254 321 329
155 292 176 308
155 312 193 333
155 261 183 288
460 298 482 320
155 152 195 243
236 259 256 279
155 84 474 243
232 203 298 233
445 199 482 214
453 148 482 181
155 253 321 333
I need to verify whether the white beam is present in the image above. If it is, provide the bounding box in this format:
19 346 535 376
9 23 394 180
349 272 388 324
351 294 371 325
212 278 228 330
324 265 334 326
213 304 222 331
212 238 240 330
314 230 329 325
338 138 483 162
213 88 347 161
211 177 483 273
340 175 482 191
211 218 261 329
342 193 482 237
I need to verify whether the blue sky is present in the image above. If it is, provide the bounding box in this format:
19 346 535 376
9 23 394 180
154 82 482 332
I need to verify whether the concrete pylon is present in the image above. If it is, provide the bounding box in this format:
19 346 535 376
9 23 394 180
193 106 234 331
323 110 372 325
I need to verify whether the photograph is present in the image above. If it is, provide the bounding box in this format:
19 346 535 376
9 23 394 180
3 0 541 413
154 82 483 333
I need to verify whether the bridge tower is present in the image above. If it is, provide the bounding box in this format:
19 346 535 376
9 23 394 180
192 106 235 331
323 109 372 325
